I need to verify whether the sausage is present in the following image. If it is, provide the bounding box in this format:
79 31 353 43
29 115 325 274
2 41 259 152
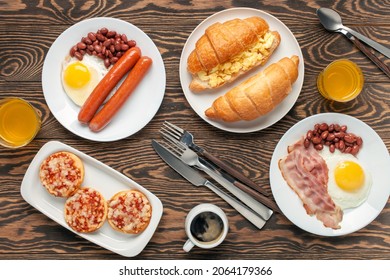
88 56 153 132
78 46 141 124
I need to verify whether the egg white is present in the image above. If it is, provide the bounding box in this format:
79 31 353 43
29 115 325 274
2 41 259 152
61 55 109 106
319 148 372 210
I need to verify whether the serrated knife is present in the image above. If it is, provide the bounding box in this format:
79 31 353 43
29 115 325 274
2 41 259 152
152 140 266 229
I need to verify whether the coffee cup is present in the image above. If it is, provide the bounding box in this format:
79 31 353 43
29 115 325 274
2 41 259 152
183 203 228 252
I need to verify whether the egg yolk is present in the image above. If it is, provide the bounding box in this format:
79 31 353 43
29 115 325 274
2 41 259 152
64 61 91 88
334 161 365 191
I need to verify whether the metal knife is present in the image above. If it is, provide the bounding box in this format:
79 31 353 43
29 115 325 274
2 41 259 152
199 157 280 215
152 140 267 230
197 157 273 220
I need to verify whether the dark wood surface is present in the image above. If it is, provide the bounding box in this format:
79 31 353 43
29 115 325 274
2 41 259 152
0 0 389 260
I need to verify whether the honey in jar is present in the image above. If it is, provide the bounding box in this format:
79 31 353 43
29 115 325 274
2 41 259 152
317 59 364 102
0 98 41 148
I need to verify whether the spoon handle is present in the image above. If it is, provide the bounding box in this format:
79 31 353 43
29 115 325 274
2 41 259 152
343 26 390 59
347 33 390 78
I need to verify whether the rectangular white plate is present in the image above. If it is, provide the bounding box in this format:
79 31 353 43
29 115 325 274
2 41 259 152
20 141 163 257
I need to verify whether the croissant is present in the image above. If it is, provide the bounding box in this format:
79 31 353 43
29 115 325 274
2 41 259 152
187 16 281 92
205 55 299 122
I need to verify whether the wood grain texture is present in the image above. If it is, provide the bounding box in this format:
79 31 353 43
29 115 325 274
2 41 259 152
0 0 389 260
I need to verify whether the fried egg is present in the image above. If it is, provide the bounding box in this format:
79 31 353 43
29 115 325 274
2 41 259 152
61 55 109 106
319 148 372 210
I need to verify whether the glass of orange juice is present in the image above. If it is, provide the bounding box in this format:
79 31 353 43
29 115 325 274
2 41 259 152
317 59 364 102
0 98 41 148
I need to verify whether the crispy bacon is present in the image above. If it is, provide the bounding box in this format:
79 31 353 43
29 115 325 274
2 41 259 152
279 138 343 229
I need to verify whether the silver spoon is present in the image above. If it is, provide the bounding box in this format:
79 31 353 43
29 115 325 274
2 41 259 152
317 8 390 58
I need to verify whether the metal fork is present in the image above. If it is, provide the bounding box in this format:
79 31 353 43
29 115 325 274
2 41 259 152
161 121 270 197
160 131 273 221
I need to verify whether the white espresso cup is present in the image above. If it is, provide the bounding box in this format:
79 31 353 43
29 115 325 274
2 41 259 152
183 203 228 252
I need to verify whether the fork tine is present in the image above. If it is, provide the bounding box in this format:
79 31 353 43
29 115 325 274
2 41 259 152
158 140 182 158
160 126 181 141
164 121 184 134
162 123 182 139
160 129 187 151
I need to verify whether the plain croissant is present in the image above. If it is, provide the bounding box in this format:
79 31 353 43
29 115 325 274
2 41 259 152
187 16 281 92
205 55 299 122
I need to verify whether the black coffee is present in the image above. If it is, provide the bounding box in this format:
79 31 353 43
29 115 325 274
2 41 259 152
190 211 224 242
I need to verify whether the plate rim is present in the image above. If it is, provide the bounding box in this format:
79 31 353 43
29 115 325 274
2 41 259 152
179 7 305 133
20 140 163 257
42 17 166 142
269 112 390 236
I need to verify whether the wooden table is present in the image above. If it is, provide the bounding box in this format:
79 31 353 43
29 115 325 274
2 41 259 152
1 0 389 260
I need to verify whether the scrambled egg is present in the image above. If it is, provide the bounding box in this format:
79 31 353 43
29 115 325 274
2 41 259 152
197 32 275 87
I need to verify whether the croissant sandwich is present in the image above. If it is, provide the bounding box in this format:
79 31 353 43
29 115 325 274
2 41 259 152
187 16 281 92
205 55 299 122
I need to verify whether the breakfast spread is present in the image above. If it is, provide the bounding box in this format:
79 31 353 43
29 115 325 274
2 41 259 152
39 151 84 197
107 190 152 234
14 6 389 259
187 16 280 92
278 123 371 229
64 187 107 233
205 56 299 122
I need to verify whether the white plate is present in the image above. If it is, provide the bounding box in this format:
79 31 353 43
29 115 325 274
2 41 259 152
270 113 390 236
20 141 163 257
179 8 304 133
42 17 166 141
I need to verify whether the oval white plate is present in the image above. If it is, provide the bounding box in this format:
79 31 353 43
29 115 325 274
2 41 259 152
270 113 390 236
21 141 163 257
179 8 304 133
42 17 166 141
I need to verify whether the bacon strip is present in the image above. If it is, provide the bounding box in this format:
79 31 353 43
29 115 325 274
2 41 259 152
279 138 343 229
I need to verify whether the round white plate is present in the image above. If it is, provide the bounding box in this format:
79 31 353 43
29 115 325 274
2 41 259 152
42 17 166 141
270 113 390 236
179 8 304 133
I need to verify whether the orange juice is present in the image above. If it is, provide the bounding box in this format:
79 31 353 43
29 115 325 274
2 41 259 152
317 59 364 102
0 98 41 148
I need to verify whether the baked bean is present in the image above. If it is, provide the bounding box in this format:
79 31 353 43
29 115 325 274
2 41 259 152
94 45 102 53
356 137 363 146
103 40 112 47
121 44 129 51
326 133 335 141
304 138 310 148
88 32 96 41
344 134 355 143
69 28 137 67
312 136 322 144
351 145 360 155
339 140 345 150
303 122 362 155
100 27 108 35
77 42 87 49
128 40 136 47
319 123 328 131
96 33 106 42
314 144 323 150
107 30 117 38
74 51 83 60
